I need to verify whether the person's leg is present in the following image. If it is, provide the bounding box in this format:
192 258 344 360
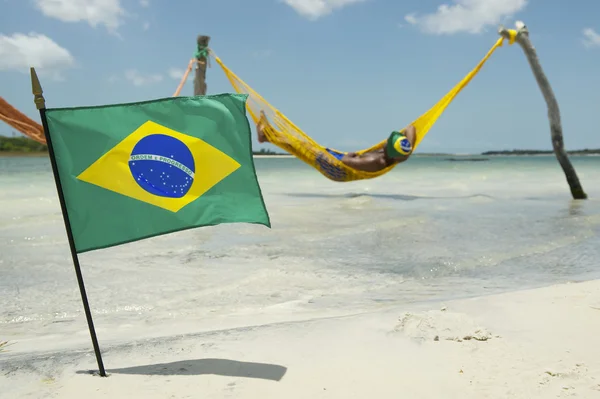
256 112 270 143
254 111 297 155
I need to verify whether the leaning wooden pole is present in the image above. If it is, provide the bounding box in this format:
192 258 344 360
194 35 211 96
172 59 194 97
499 22 587 200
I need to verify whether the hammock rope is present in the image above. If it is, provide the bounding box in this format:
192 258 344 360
0 96 46 144
210 34 516 182
1 30 519 180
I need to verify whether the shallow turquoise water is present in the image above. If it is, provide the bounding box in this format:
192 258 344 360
1 154 599 351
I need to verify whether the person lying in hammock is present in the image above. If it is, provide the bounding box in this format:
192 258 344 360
255 111 417 173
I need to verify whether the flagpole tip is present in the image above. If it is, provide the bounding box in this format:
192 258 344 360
30 67 46 110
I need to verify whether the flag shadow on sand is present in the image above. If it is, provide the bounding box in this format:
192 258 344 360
78 358 287 381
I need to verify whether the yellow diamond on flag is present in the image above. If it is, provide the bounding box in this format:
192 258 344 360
77 120 241 213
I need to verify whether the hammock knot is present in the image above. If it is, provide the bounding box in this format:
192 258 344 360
498 27 518 46
193 45 209 59
507 29 518 45
193 46 211 68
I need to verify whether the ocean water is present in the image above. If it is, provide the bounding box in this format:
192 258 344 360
1 154 600 354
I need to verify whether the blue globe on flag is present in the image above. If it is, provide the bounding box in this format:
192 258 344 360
128 134 195 198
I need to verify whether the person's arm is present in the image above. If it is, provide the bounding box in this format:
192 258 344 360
404 124 417 149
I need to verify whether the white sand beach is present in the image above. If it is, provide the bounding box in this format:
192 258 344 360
2 278 599 399
2 155 600 399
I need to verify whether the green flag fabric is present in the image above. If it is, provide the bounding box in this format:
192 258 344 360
45 94 270 253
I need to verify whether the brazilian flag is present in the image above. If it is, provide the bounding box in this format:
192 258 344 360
44 94 270 253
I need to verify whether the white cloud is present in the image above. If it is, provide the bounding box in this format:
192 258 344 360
139 0 149 6
582 28 600 48
283 0 367 20
142 21 150 31
167 68 192 80
34 0 126 32
125 69 163 86
0 32 74 80
405 0 527 35
404 13 417 25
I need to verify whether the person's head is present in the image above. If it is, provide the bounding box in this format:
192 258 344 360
384 130 413 162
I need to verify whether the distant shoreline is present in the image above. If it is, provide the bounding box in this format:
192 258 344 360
254 150 600 158
0 152 48 157
0 152 297 158
3 132 600 157
253 154 294 158
1 152 599 159
1 135 599 159
481 149 600 156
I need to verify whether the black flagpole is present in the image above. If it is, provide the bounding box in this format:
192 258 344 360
30 68 107 377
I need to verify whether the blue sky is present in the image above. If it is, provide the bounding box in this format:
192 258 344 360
1 0 599 153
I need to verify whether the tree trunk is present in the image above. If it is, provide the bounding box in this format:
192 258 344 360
499 23 587 200
194 35 211 96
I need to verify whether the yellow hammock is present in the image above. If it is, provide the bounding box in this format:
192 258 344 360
211 33 516 182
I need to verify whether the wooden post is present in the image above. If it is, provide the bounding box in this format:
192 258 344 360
499 22 587 200
194 35 211 96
